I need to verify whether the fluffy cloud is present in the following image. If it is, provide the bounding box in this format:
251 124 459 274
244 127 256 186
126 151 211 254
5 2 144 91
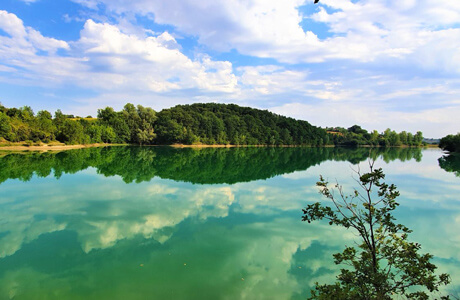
238 65 310 95
0 10 237 94
0 10 69 55
309 0 460 70
76 20 238 93
70 0 460 70
71 0 323 62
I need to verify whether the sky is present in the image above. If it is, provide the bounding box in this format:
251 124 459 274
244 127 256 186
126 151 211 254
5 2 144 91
0 0 459 137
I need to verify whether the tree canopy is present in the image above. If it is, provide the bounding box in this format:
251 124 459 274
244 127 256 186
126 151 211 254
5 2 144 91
439 133 460 153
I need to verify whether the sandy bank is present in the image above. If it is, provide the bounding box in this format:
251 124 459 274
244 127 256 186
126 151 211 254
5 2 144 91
0 143 113 152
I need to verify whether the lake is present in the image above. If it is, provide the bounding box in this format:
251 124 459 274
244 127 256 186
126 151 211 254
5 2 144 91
0 146 459 299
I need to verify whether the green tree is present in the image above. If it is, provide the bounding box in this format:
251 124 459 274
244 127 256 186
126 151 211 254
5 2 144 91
53 109 66 128
85 123 103 143
122 103 141 142
100 125 116 143
97 107 130 143
302 162 450 299
414 131 424 146
399 131 408 145
369 130 379 146
0 112 11 138
20 106 34 121
348 125 368 136
439 133 460 153
136 122 156 145
36 110 56 142
56 119 90 145
407 132 414 146
388 130 401 146
137 104 157 125
133 105 157 144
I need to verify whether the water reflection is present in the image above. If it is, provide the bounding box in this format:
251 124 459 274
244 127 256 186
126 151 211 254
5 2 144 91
0 147 458 299
0 146 422 185
439 153 460 177
0 171 345 299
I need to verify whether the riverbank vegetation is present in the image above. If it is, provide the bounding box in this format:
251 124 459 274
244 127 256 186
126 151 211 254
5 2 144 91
439 133 460 153
0 102 424 147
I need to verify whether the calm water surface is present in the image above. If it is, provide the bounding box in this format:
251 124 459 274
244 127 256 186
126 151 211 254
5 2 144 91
0 147 459 299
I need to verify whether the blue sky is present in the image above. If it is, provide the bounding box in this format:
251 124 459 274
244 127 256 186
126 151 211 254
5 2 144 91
1 0 460 137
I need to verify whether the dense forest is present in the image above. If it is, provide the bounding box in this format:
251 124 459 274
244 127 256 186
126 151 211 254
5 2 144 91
0 146 423 185
0 102 423 147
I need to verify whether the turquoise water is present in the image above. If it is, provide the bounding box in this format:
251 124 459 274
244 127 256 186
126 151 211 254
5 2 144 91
0 147 459 299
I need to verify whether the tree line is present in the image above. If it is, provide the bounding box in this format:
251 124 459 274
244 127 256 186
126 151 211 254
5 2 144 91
0 102 424 146
327 125 424 147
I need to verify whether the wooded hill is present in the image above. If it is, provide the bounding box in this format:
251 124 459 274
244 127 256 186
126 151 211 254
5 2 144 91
0 102 423 147
153 103 326 145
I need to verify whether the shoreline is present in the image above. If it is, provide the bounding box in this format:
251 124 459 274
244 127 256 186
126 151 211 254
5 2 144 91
167 144 332 148
0 142 438 152
0 143 115 152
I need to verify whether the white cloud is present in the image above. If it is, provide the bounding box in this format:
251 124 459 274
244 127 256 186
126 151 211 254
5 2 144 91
0 11 238 95
71 0 322 63
238 65 310 95
27 28 70 53
411 29 460 73
68 0 460 71
75 20 237 93
0 10 69 53
0 10 28 38
308 1 460 71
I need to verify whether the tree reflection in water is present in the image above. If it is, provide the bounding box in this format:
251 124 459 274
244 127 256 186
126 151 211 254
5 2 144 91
0 146 423 185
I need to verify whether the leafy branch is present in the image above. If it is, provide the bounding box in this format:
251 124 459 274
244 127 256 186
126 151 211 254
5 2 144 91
302 161 451 299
